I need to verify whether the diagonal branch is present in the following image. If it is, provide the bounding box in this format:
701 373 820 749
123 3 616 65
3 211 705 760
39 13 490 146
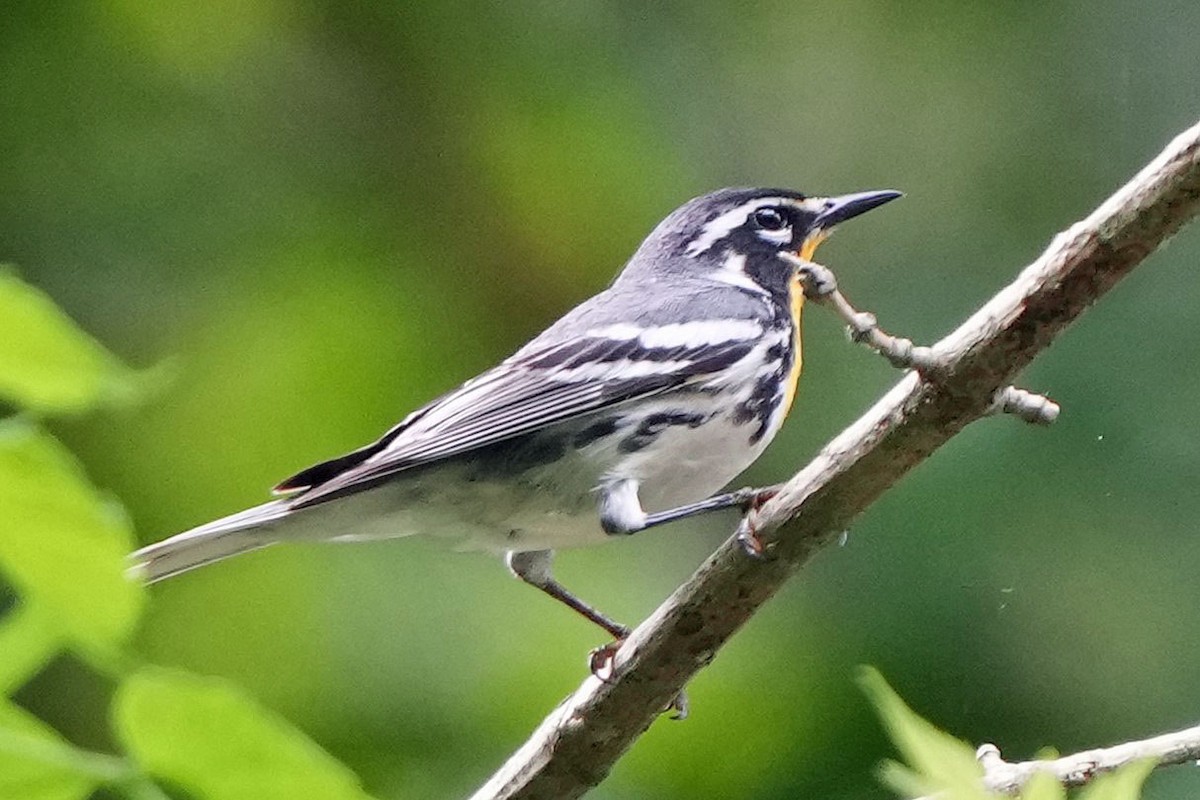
471 119 1200 800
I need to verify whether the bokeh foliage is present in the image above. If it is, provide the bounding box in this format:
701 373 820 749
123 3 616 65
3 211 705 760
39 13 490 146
3 1 1200 797
0 275 378 799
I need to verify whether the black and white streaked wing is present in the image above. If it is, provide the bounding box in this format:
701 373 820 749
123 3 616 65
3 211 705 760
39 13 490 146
283 322 763 509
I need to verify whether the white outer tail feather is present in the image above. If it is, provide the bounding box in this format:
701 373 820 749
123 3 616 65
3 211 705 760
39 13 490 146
128 500 294 583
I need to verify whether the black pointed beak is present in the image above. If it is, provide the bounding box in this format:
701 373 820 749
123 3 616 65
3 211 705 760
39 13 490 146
812 189 903 230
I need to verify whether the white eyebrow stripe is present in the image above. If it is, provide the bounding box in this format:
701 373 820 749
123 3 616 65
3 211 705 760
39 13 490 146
684 196 792 257
711 268 767 295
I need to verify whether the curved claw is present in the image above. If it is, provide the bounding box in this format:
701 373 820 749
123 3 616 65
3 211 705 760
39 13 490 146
667 690 689 720
736 521 768 559
588 640 689 720
735 487 778 559
588 640 624 683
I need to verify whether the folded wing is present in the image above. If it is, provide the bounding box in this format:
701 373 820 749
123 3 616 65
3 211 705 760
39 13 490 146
280 328 759 509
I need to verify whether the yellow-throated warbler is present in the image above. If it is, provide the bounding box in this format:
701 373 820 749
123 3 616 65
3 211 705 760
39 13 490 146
131 187 900 641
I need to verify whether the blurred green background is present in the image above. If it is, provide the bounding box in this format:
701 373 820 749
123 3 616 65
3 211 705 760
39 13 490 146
5 1 1200 797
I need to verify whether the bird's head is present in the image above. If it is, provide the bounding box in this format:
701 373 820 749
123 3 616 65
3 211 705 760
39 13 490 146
627 186 901 296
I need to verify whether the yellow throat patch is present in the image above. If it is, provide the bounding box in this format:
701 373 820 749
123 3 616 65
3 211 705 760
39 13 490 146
779 229 829 418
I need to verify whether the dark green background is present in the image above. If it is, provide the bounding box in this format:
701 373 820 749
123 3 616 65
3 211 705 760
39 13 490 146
5 1 1200 797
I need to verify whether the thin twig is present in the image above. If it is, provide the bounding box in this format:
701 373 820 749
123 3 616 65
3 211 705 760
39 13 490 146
786 255 939 372
911 727 1200 799
785 256 1060 424
471 119 1200 800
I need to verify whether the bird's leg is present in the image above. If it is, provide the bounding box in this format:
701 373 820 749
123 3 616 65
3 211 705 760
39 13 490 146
601 478 781 558
506 549 629 640
605 479 783 561
608 484 781 533
506 549 689 719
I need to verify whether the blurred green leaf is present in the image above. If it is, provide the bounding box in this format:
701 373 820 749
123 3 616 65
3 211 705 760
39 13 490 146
1077 759 1155 800
877 758 938 799
859 667 988 800
0 699 121 800
0 420 144 658
1021 771 1067 800
114 668 376 800
0 603 61 695
0 268 146 414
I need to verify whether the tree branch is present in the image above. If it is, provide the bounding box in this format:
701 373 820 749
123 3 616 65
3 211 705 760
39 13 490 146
471 119 1200 800
912 725 1200 799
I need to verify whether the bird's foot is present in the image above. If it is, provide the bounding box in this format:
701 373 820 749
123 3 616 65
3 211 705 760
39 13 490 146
735 487 777 559
728 485 778 513
665 689 689 720
588 639 624 683
588 638 689 720
737 519 767 559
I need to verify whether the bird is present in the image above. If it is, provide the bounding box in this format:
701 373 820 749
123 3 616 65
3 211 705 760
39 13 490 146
129 186 901 649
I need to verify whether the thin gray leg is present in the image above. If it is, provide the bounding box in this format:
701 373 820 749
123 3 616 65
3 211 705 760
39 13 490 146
626 485 777 533
507 550 689 718
506 550 630 640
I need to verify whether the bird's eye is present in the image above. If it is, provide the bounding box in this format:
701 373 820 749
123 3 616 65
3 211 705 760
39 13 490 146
752 207 787 231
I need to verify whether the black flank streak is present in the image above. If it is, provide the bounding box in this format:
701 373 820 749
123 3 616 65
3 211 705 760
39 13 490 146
466 432 569 479
618 411 710 454
733 362 790 444
573 417 622 449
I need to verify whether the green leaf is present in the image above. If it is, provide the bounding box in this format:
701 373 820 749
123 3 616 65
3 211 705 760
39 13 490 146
1020 771 1067 800
0 603 62 695
114 668 376 800
0 700 122 800
0 268 145 413
858 667 989 800
0 420 144 658
1077 760 1156 800
876 759 937 799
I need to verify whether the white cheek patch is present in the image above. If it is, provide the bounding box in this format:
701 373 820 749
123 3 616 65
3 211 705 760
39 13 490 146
710 252 770 295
